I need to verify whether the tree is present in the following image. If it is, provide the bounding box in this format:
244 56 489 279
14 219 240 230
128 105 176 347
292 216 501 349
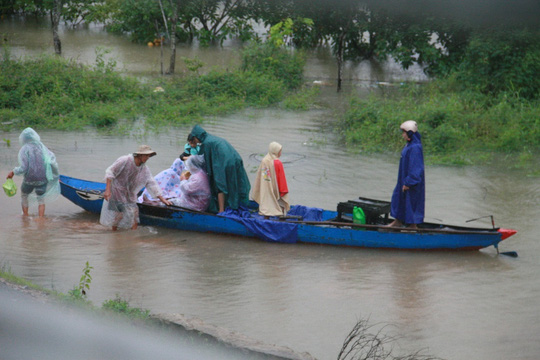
51 0 62 55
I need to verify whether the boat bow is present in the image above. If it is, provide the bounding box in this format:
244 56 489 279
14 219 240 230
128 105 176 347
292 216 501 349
498 228 517 240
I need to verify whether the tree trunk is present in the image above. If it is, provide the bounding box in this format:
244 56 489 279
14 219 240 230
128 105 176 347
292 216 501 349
51 0 62 55
168 1 178 74
336 32 345 92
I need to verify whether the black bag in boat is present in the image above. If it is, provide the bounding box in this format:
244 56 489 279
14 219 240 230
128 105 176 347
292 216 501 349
337 197 390 224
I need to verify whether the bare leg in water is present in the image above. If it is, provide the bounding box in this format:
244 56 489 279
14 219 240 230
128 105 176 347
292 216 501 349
112 212 123 231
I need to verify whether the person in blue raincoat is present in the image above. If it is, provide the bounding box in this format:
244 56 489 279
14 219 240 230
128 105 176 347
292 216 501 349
388 120 425 229
189 125 251 213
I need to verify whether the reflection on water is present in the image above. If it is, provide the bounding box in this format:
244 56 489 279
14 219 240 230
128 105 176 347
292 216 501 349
1 16 539 360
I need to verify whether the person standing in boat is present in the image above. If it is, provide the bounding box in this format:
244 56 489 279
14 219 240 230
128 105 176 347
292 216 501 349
188 125 251 213
6 127 60 218
388 120 425 229
101 145 171 231
251 141 290 217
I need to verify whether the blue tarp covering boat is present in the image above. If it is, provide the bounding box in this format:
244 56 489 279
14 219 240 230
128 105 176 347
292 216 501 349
59 175 517 252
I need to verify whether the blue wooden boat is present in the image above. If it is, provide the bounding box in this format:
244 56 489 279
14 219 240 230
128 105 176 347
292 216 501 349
59 175 517 252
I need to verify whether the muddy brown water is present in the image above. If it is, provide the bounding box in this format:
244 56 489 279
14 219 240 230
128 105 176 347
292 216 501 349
1 18 539 360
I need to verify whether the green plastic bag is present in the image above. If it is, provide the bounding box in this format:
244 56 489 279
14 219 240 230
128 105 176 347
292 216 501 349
353 206 366 224
3 178 17 197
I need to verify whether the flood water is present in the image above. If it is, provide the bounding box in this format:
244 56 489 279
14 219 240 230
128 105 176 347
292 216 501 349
1 18 540 360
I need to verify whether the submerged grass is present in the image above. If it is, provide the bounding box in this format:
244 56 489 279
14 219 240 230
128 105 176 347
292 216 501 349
1 46 537 168
0 48 311 134
0 263 53 294
338 81 540 167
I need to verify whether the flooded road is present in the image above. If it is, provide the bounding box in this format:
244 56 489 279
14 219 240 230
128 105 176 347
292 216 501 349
1 17 539 360
1 110 539 360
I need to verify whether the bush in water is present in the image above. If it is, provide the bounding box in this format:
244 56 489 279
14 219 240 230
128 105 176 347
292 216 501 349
339 81 540 166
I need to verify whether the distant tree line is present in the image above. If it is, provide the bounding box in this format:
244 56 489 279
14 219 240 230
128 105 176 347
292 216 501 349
1 0 538 97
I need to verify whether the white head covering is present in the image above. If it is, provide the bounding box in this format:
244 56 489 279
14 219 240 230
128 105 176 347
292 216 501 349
185 155 206 173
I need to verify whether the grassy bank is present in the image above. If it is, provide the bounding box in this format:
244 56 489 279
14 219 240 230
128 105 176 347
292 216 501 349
2 45 538 169
338 80 539 169
0 44 314 133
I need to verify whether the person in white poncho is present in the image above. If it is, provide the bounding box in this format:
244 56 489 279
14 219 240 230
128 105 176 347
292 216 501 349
100 145 171 231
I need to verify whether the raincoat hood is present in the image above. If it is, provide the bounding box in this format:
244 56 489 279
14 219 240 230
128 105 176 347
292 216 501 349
170 158 185 176
19 128 41 145
190 125 208 143
409 131 422 144
268 142 282 160
185 155 205 173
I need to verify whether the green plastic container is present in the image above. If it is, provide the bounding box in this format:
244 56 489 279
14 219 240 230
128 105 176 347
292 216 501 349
3 178 17 197
353 206 366 224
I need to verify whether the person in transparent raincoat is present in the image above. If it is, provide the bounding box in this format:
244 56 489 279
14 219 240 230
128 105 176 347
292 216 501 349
138 158 185 204
6 128 60 217
100 145 171 231
169 155 211 212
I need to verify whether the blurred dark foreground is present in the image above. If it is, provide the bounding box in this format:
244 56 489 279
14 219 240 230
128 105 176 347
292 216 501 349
0 279 314 360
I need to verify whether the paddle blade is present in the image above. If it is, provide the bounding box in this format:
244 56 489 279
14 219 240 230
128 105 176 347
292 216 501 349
498 228 517 240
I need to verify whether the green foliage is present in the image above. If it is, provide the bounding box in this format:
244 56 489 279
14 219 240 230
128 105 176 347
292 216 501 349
455 30 540 100
84 104 121 128
68 261 93 300
0 45 310 131
143 68 286 128
0 54 145 130
283 85 320 110
181 56 204 74
94 47 118 73
269 17 314 48
339 81 540 165
102 295 151 320
106 0 163 43
184 70 285 106
105 0 255 45
241 41 305 89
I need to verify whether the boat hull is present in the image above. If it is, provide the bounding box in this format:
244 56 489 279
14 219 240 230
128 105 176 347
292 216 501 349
60 175 510 251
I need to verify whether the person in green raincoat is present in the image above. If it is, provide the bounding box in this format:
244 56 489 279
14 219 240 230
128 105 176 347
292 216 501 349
189 125 251 213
